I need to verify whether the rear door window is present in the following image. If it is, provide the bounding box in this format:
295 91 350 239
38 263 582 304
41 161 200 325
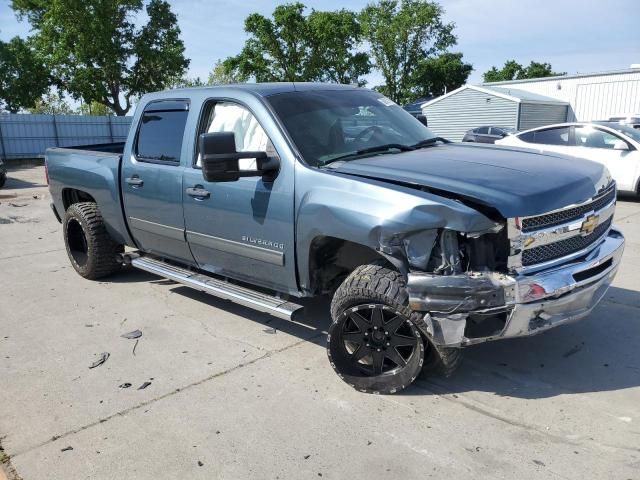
136 102 189 164
520 127 570 146
476 127 489 134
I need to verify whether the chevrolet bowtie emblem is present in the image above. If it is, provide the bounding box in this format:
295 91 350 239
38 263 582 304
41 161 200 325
580 214 600 236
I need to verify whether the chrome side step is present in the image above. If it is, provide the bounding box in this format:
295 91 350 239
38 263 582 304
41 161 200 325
130 255 303 320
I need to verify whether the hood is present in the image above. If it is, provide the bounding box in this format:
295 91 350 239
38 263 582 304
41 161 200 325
332 143 608 218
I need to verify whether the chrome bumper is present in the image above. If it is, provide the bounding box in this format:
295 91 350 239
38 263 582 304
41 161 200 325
408 228 625 347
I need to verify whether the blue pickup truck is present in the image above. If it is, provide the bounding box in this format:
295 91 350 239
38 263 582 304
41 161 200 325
46 83 625 394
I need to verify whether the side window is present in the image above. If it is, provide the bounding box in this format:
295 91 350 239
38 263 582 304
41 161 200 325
575 127 622 150
136 104 189 163
489 127 503 136
196 101 275 167
529 127 570 146
476 127 489 134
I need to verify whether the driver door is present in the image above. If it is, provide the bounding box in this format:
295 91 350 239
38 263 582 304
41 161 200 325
182 100 296 293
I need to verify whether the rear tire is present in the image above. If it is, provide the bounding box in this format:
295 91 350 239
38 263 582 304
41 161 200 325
0 172 6 188
63 202 123 279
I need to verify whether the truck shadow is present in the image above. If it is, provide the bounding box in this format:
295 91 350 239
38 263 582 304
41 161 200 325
412 286 640 399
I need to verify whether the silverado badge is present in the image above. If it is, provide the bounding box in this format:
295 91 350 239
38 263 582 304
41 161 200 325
580 214 600 236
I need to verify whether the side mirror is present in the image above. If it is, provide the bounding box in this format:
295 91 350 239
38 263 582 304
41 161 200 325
613 139 629 151
199 132 279 182
416 114 428 126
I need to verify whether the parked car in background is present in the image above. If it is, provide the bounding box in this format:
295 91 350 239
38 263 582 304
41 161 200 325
0 159 6 188
605 114 640 129
462 126 517 143
497 122 640 195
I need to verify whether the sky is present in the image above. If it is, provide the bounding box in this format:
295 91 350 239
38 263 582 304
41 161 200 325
1 0 639 87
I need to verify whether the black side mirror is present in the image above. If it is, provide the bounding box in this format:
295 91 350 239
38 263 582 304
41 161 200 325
416 114 428 126
199 132 279 182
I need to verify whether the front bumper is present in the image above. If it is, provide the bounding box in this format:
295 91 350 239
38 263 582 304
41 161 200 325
408 228 625 346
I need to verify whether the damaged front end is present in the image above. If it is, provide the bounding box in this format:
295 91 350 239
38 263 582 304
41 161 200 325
404 185 625 346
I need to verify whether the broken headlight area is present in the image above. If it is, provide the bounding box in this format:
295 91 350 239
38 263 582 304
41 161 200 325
405 226 515 344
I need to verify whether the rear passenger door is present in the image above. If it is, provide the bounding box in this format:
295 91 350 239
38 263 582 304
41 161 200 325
122 100 194 263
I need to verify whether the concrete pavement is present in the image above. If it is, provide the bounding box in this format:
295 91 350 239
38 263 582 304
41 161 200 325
1 165 639 479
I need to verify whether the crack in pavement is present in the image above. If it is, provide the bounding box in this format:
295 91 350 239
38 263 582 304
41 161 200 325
10 332 324 459
0 248 65 261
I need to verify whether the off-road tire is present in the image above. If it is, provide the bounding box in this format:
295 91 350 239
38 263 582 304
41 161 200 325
63 202 123 279
329 263 463 394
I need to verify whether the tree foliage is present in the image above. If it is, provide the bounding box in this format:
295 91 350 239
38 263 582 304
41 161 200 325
360 0 456 104
77 100 113 116
411 52 472 98
11 0 189 115
0 36 50 113
483 60 565 82
223 3 370 85
27 91 75 115
208 60 248 85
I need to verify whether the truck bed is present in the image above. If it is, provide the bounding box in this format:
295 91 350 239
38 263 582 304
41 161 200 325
46 144 134 246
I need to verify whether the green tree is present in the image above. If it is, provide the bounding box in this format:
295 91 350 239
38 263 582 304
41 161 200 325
411 52 472 98
223 3 370 85
360 0 456 104
208 60 248 85
77 100 113 116
224 3 312 82
167 76 205 89
0 36 50 113
307 9 371 85
483 60 564 82
27 91 75 115
11 0 189 116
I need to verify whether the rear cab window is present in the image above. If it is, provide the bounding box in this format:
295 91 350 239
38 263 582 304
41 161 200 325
135 100 190 164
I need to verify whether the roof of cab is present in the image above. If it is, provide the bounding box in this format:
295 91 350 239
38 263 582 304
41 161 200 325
161 82 360 97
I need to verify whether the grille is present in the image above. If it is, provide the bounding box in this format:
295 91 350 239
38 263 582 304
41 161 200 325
522 185 615 233
522 217 612 266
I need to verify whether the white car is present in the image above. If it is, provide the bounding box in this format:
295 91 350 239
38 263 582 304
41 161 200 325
496 122 640 195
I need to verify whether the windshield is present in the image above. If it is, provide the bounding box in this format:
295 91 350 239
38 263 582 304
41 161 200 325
267 89 436 166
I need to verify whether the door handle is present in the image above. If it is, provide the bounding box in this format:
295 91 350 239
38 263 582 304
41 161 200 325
125 176 144 187
186 186 210 199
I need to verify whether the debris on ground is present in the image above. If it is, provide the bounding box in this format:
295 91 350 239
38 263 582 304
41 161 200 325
89 352 110 369
121 330 142 355
119 383 132 389
61 446 73 452
121 330 142 339
197 460 204 467
138 381 152 390
263 327 277 334
8 202 28 207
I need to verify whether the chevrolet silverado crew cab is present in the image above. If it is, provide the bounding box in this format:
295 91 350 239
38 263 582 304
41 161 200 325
46 83 625 394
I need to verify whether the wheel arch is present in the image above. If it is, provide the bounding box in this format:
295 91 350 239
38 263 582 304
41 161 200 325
306 235 400 295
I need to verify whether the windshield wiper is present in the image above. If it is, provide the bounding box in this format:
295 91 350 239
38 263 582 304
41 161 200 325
411 137 451 149
322 143 414 166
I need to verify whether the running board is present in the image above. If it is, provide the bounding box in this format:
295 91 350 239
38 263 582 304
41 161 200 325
130 255 304 320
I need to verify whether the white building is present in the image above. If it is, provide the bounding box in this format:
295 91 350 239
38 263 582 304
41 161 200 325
481 67 640 122
420 67 640 141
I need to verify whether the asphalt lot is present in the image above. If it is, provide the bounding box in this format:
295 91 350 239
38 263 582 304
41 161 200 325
1 164 639 479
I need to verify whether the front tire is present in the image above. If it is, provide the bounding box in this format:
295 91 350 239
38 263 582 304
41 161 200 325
63 202 123 279
328 263 463 394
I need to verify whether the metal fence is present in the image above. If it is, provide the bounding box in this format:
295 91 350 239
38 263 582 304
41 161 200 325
0 114 133 160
